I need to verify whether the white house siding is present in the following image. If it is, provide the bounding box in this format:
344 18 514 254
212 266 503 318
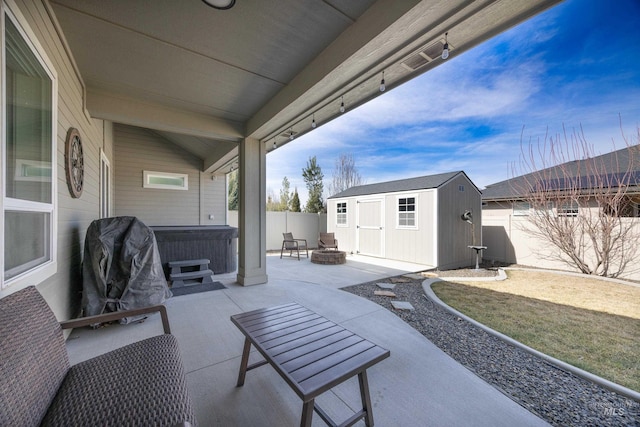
383 190 437 265
328 190 438 266
3 0 113 321
114 124 226 226
327 198 357 253
437 174 482 269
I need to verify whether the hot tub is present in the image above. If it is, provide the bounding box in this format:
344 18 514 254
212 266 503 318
151 225 238 277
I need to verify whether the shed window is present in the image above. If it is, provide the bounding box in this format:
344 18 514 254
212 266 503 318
336 202 347 225
2 9 57 288
398 197 416 227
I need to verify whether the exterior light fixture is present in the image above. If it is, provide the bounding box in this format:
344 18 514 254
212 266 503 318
441 32 449 60
273 139 277 149
202 0 236 9
312 113 317 128
340 96 345 113
289 128 295 140
380 71 386 92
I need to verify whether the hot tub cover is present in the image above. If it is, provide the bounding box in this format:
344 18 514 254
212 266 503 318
82 216 171 323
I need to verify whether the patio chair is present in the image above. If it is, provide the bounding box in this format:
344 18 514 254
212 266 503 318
280 232 308 260
318 232 338 250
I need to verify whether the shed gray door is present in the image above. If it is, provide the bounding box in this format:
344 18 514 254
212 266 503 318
357 199 383 257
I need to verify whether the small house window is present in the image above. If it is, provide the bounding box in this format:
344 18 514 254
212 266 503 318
143 171 188 190
398 197 416 227
557 201 579 217
513 202 530 216
336 202 347 225
458 185 464 192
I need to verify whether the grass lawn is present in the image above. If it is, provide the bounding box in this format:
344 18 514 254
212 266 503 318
431 270 640 392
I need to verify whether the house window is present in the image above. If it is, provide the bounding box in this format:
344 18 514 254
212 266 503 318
557 201 579 217
336 202 347 225
513 201 530 216
143 170 188 190
602 196 640 218
398 197 416 227
2 8 57 287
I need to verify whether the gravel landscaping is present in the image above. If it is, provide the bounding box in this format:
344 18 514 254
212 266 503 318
342 272 640 427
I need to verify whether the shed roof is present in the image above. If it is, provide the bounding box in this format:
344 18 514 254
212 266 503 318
482 145 640 201
328 171 475 199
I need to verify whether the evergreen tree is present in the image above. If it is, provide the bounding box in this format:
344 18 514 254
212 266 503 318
290 188 301 212
280 176 291 211
227 169 238 210
302 156 324 213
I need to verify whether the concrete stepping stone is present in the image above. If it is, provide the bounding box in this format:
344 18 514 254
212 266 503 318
403 273 424 280
391 301 414 311
390 277 411 283
374 290 396 297
376 282 396 290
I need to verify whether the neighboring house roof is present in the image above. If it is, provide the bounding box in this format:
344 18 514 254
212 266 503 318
328 171 477 199
482 145 640 201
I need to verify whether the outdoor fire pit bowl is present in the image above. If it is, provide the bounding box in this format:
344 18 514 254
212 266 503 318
311 249 347 265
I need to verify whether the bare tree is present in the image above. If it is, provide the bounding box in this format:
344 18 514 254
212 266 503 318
328 153 364 197
511 124 640 278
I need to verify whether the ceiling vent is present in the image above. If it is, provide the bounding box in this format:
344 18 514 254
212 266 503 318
401 40 450 71
280 129 298 139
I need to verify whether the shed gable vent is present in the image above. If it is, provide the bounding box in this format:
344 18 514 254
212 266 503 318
401 40 451 71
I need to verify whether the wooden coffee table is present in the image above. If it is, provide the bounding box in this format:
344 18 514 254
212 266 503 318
231 303 390 427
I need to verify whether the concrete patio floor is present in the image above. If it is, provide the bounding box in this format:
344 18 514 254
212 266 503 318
65 253 549 426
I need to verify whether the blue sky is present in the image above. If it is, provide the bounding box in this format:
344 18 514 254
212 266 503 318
266 0 640 205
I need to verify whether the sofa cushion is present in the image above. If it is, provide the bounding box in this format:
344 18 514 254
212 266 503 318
0 287 69 427
42 334 196 426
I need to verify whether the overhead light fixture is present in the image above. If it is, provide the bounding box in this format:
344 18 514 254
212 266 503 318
311 113 317 128
441 32 449 60
202 0 236 9
273 139 277 149
380 71 386 92
289 128 295 140
340 96 345 113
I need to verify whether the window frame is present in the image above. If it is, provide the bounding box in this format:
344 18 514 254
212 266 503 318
143 170 189 190
513 201 530 216
100 149 111 218
336 201 347 226
397 194 417 229
1 0 58 293
557 200 579 217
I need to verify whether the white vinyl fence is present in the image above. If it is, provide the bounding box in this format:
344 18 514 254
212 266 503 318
482 215 640 281
227 211 327 251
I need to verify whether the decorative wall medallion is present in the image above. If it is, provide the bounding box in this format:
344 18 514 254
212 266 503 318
65 127 84 198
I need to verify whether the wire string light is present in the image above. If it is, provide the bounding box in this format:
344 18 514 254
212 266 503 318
289 128 295 140
272 138 277 149
340 96 345 113
380 70 386 92
311 113 317 128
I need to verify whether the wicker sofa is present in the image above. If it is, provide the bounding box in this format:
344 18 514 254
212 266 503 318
0 286 197 426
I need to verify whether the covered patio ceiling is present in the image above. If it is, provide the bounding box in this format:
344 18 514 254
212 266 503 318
50 0 561 173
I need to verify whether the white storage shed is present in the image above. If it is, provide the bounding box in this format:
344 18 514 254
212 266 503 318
327 171 482 269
